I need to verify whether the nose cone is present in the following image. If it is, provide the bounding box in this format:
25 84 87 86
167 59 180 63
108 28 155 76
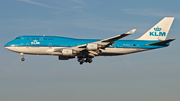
4 42 17 52
4 46 11 50
4 42 10 48
4 41 15 49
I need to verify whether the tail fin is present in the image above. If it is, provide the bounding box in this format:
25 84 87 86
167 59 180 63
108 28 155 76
137 17 174 40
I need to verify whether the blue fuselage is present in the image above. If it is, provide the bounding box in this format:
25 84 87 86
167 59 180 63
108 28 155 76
4 36 168 49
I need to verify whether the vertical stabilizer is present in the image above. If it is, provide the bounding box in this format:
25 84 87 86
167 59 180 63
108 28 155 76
137 17 174 40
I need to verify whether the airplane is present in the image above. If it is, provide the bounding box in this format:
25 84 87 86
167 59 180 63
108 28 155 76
4 17 175 65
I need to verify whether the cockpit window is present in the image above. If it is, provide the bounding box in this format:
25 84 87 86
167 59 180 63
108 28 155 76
16 37 20 39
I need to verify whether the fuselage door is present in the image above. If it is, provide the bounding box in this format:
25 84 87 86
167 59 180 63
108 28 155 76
49 42 52 48
26 42 29 48
137 44 140 48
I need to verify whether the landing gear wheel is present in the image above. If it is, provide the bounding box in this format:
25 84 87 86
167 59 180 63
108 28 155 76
88 59 92 63
78 57 93 65
21 58 25 61
78 58 84 62
85 58 92 63
80 62 83 65
78 58 85 65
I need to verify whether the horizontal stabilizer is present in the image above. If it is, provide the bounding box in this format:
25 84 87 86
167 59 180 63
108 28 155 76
147 39 175 46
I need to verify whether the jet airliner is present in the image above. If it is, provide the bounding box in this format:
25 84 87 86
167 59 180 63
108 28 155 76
4 17 175 65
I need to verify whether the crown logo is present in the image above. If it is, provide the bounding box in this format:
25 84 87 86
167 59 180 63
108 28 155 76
154 26 162 31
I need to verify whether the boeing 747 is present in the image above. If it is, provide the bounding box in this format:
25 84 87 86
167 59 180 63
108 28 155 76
4 17 175 65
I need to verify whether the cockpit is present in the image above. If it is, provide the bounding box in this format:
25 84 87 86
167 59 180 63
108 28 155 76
16 37 20 39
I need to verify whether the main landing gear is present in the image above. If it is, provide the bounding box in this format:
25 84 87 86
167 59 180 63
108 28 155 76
20 53 25 61
78 58 93 65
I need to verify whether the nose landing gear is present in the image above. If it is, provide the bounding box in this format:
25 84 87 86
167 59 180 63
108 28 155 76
20 53 25 61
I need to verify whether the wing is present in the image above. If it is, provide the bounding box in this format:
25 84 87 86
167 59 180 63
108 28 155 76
54 29 136 56
100 29 136 42
78 29 136 48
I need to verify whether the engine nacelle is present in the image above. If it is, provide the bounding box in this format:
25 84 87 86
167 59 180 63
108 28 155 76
58 56 75 60
62 49 77 56
86 43 99 50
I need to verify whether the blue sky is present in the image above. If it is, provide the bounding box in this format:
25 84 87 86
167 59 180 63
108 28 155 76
1 0 180 101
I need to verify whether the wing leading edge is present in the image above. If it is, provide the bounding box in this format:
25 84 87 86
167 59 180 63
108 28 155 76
100 29 136 42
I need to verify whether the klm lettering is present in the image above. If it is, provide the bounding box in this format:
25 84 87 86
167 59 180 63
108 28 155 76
150 26 166 36
150 32 166 36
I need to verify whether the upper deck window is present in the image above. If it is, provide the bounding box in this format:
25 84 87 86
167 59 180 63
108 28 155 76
27 38 40 40
16 37 20 39
44 38 53 40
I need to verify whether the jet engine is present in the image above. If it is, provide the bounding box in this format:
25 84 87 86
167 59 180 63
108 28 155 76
86 43 101 50
61 49 78 56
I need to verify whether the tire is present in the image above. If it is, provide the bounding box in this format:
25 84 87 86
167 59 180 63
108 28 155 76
21 58 25 61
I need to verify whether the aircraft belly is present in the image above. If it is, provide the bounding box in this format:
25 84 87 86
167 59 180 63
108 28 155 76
6 47 149 56
100 48 148 56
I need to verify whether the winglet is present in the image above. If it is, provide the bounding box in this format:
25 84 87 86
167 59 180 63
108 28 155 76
126 29 136 34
